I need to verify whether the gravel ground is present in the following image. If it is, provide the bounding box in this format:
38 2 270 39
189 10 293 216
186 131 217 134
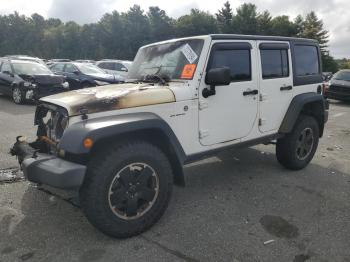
0 94 349 262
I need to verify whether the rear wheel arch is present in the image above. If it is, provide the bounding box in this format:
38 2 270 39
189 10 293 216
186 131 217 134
279 93 327 137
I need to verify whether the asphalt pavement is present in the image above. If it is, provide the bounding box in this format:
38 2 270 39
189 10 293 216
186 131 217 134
0 94 349 262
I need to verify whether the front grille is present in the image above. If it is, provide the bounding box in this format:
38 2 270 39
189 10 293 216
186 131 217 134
330 84 350 93
35 103 68 143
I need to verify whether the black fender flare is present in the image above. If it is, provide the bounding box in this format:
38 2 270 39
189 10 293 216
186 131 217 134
279 92 327 136
59 112 186 185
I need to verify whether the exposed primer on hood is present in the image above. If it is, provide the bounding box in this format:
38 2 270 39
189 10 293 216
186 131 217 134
40 83 176 116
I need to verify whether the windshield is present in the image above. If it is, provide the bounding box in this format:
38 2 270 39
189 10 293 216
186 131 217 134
128 39 204 81
12 62 52 75
76 63 106 74
334 71 350 81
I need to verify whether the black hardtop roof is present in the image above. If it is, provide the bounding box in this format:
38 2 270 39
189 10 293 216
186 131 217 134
210 34 318 44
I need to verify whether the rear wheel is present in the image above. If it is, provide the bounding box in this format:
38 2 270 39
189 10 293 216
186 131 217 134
276 115 319 170
12 87 24 104
80 140 173 238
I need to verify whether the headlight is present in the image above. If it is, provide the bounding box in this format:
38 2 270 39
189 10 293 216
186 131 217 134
62 81 69 89
95 80 110 86
24 82 36 88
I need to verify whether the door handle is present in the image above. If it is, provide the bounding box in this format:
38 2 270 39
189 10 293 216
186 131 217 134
243 89 258 96
280 85 292 91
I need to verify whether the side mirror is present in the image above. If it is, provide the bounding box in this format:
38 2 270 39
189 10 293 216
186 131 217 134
203 67 231 98
120 67 128 72
73 70 80 75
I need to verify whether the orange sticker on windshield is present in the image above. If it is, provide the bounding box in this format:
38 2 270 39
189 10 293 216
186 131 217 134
180 64 196 79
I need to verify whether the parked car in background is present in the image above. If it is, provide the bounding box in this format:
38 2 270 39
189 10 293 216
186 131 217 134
0 58 68 104
324 69 350 101
75 59 95 64
322 72 333 81
49 62 120 89
4 55 47 66
96 60 132 81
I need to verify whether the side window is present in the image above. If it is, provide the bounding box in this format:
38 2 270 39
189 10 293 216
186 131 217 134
261 49 289 79
114 63 127 71
51 63 65 72
64 64 78 73
210 49 251 82
1 62 12 73
294 45 319 76
98 62 113 70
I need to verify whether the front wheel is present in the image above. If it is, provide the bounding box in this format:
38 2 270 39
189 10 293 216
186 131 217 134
80 141 173 238
12 87 24 104
276 115 319 170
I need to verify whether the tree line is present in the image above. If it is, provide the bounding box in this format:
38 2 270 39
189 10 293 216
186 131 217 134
0 2 341 72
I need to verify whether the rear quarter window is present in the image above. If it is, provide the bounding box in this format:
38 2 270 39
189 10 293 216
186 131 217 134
294 45 320 76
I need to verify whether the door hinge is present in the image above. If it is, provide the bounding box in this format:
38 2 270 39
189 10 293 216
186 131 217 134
199 101 209 110
259 118 266 126
199 130 209 139
259 93 267 101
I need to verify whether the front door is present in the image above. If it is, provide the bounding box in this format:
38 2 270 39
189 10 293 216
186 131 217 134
0 62 15 95
199 41 259 146
257 41 294 133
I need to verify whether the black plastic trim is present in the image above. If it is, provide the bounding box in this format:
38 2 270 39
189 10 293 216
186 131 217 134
59 112 186 164
259 43 289 50
279 92 326 134
185 134 282 164
22 154 86 189
210 34 317 43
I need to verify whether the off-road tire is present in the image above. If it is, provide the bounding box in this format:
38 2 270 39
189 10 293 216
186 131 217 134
12 87 24 104
79 140 173 238
276 115 319 170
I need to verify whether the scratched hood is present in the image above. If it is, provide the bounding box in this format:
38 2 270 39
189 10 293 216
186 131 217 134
39 83 176 116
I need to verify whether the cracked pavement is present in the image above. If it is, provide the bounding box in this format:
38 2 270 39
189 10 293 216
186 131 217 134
0 94 349 262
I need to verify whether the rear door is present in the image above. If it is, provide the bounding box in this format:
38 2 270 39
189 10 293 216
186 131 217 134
257 42 294 133
198 41 259 146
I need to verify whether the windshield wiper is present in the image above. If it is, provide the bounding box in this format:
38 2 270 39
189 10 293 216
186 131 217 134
142 74 170 85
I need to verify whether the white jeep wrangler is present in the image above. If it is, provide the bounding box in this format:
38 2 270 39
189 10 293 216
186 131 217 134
12 34 328 238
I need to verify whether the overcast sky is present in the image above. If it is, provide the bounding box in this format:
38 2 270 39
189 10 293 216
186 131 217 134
0 0 348 58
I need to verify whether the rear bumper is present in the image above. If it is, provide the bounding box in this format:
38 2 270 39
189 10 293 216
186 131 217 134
22 154 86 189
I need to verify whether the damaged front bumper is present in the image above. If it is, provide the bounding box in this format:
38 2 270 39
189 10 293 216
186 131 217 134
11 137 86 189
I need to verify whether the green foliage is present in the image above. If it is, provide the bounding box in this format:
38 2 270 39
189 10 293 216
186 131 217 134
337 59 350 70
322 52 339 73
0 2 342 69
270 16 297 36
216 1 233 33
232 3 258 34
175 9 218 37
